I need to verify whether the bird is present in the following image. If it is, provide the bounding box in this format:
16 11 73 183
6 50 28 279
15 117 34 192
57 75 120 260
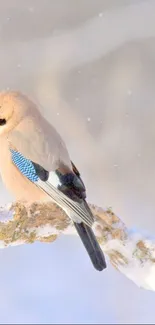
0 91 106 271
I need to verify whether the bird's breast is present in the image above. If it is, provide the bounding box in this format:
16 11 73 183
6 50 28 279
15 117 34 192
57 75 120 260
0 140 48 203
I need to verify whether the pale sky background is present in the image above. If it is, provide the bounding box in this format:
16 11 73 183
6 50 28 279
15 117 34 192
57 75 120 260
0 0 155 323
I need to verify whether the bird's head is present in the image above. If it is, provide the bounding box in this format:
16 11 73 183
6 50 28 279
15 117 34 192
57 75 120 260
0 91 38 135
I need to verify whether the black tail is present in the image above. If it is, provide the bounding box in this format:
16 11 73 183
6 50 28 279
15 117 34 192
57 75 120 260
74 222 106 271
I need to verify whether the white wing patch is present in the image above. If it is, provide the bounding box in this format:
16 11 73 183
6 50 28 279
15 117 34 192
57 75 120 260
48 171 61 188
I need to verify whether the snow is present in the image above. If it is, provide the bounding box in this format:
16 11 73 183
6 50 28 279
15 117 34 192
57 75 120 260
0 205 13 223
103 229 155 291
32 224 60 237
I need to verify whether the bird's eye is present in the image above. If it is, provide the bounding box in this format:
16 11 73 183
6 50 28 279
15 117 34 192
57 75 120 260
0 119 6 126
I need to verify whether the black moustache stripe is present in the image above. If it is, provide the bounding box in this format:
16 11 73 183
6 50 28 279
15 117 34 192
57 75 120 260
0 119 6 125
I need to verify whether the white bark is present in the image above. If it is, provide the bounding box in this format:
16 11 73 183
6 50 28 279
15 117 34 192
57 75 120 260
0 200 154 291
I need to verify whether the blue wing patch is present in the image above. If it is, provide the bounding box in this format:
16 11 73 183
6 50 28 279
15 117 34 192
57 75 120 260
10 149 39 183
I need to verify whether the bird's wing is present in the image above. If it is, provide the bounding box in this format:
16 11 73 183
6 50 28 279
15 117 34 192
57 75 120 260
9 126 94 227
9 116 71 172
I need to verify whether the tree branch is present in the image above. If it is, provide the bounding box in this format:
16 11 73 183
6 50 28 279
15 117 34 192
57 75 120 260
0 201 154 291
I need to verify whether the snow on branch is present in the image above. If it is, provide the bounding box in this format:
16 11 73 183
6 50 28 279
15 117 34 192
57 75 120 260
0 201 155 291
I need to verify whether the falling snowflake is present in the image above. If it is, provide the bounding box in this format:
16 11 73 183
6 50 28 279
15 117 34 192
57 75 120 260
28 7 34 12
87 117 91 122
127 89 132 96
98 12 103 18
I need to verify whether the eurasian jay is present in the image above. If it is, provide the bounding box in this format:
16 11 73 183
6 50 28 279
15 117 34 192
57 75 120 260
0 91 106 271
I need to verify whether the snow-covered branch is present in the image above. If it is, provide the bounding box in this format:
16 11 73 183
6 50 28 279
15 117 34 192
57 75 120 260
0 201 155 291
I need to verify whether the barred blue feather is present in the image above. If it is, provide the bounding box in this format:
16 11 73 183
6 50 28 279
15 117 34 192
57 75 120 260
10 149 39 182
